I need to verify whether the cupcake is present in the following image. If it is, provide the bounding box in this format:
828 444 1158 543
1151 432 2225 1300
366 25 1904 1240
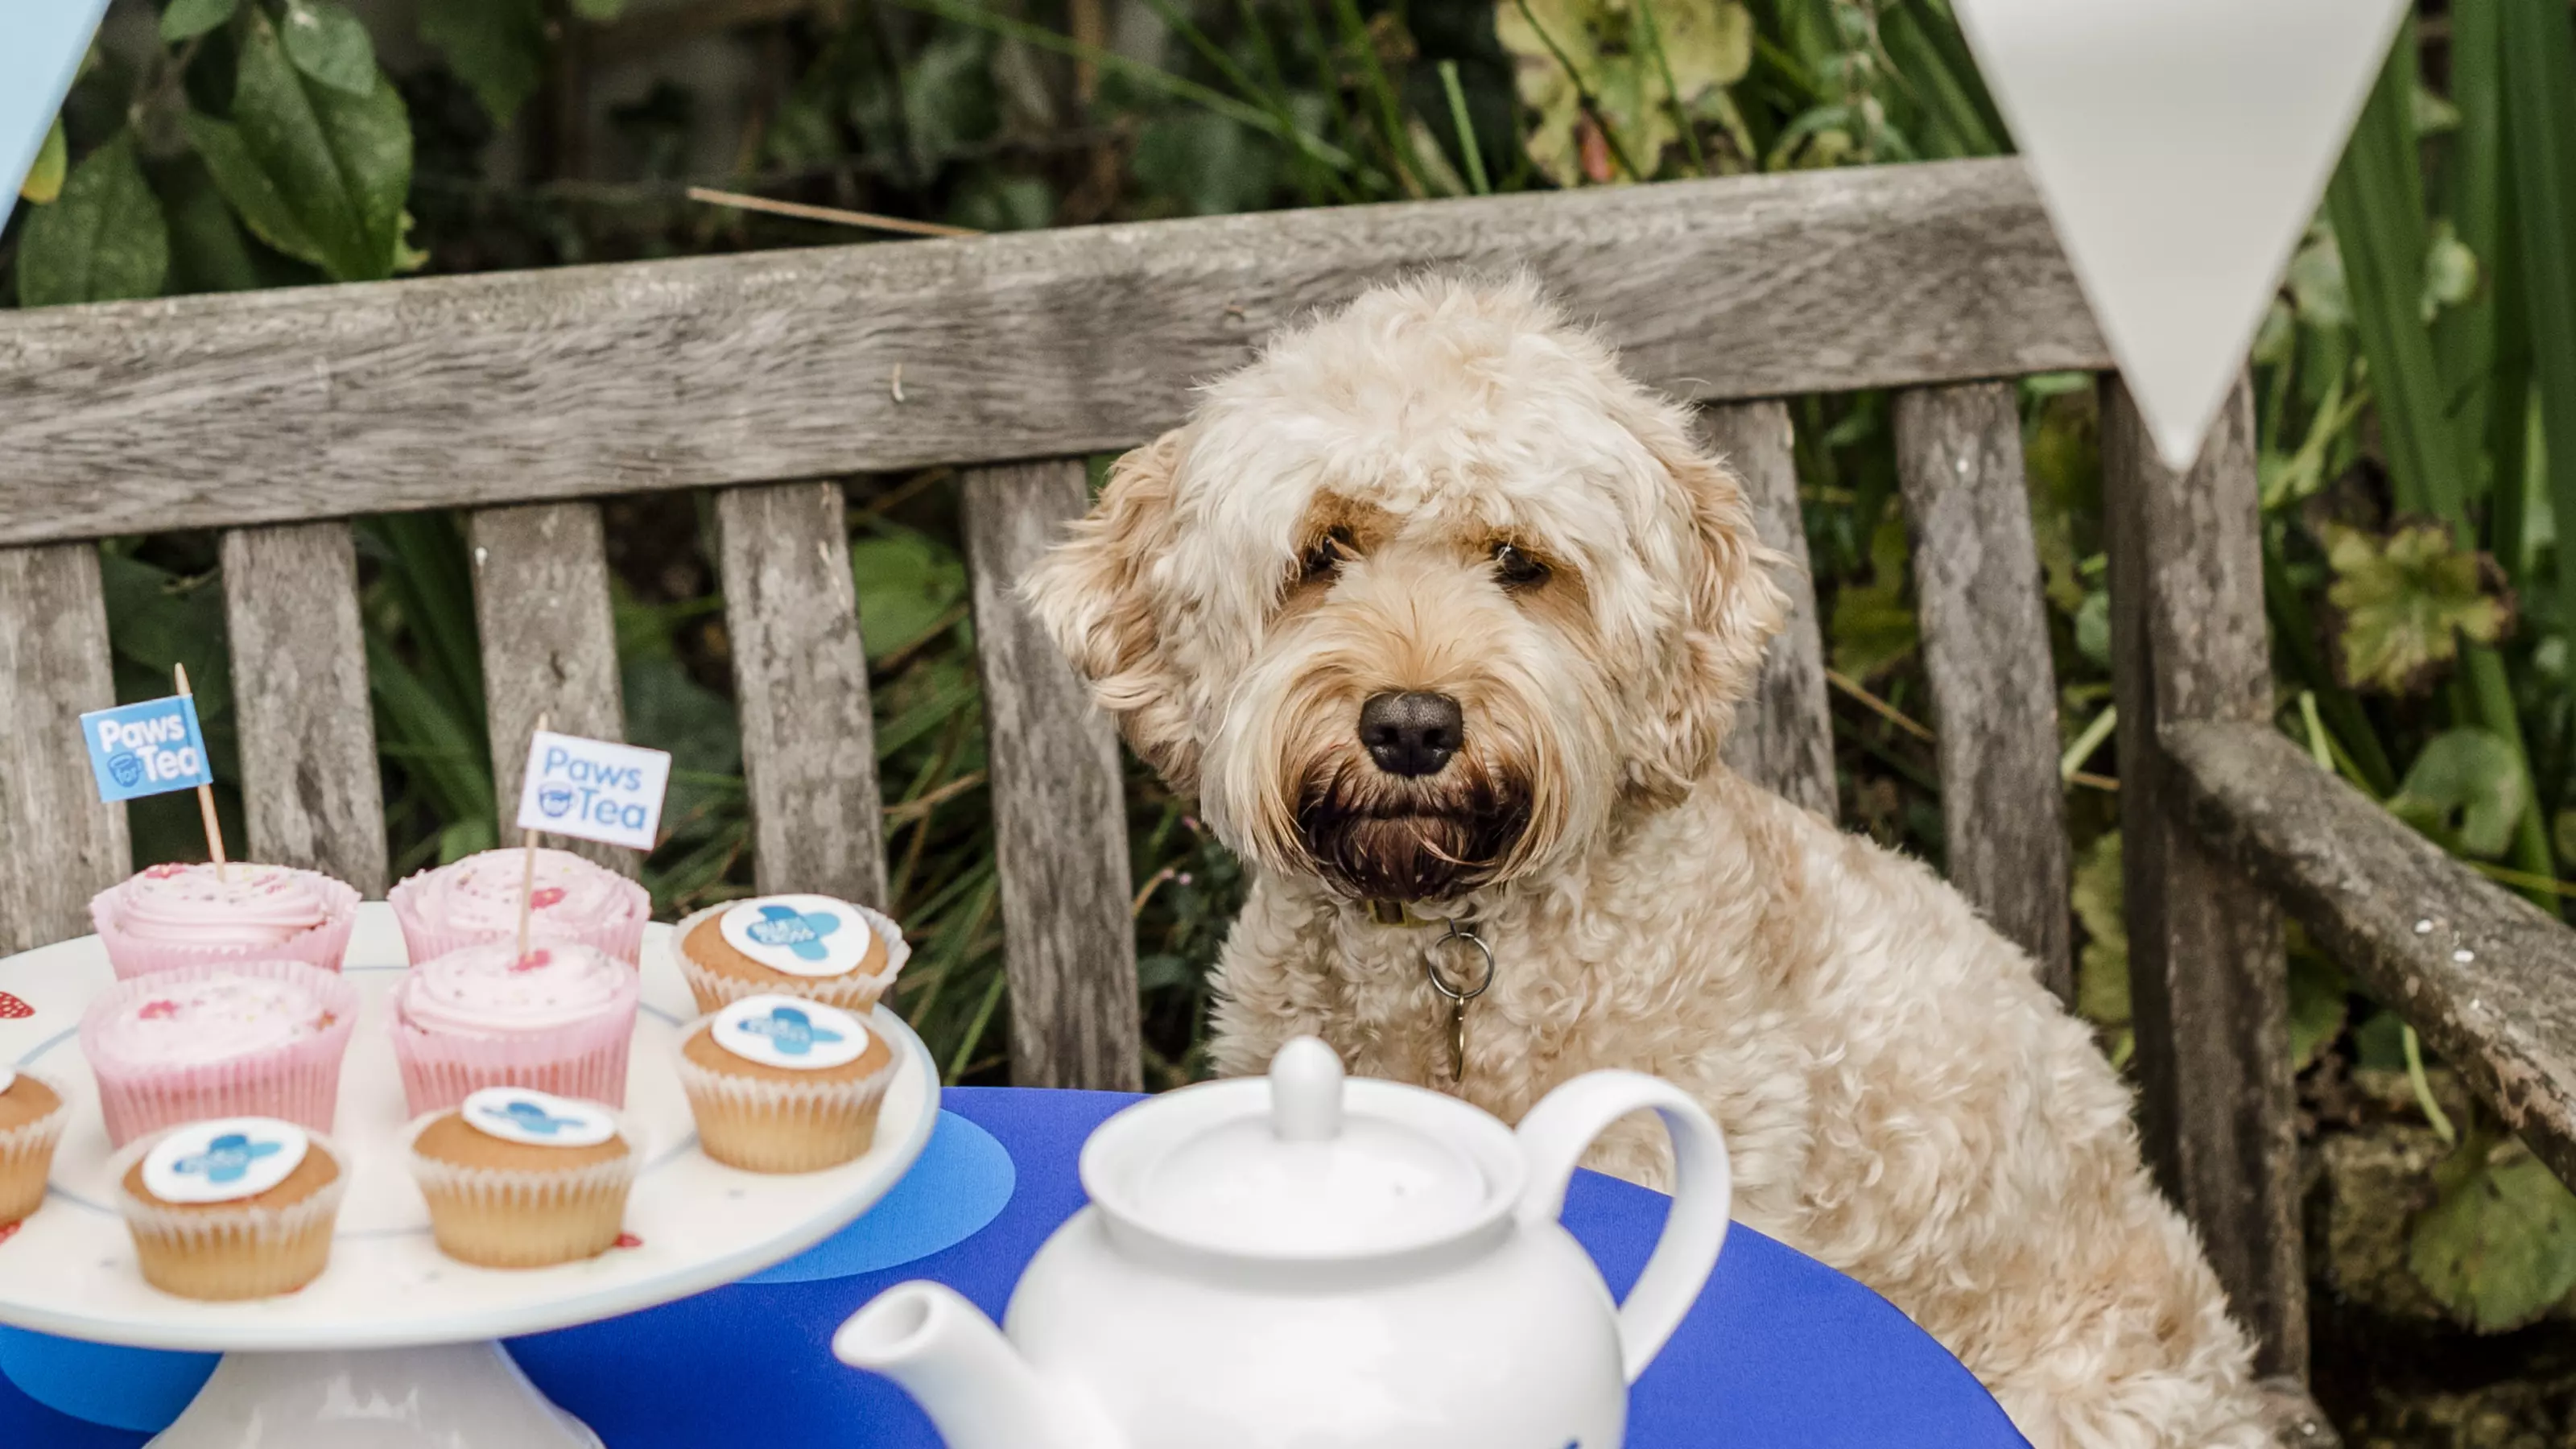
675 994 895 1173
406 1087 636 1269
390 848 650 967
0 1067 68 1224
90 861 361 980
671 894 908 1017
112 1117 346 1300
390 941 639 1117
82 961 359 1148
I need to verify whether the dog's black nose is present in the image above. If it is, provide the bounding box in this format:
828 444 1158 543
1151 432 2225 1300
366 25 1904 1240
1359 691 1463 777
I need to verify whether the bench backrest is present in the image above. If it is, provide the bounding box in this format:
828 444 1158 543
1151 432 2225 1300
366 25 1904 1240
0 156 2318 1371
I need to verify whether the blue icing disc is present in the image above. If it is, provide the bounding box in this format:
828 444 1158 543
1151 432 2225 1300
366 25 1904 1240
743 1108 1014 1285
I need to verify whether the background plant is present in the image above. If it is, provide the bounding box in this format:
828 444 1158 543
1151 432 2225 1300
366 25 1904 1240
11 0 2576 1435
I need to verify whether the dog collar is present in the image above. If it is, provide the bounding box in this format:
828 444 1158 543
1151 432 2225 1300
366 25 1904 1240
1364 898 1470 929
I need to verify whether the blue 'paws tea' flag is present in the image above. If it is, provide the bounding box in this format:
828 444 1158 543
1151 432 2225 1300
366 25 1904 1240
80 696 213 803
514 730 672 852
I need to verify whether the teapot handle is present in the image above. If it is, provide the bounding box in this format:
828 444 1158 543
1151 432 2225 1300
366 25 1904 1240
1513 1072 1732 1385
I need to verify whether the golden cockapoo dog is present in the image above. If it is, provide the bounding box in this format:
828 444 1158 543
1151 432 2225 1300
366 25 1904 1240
1023 275 2268 1449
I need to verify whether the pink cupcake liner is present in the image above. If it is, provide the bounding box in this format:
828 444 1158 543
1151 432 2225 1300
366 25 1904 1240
387 869 651 968
81 960 361 1149
91 871 362 980
388 972 641 1117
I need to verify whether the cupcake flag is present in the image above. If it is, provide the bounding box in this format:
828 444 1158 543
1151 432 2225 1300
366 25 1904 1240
1950 0 2410 470
79 667 226 875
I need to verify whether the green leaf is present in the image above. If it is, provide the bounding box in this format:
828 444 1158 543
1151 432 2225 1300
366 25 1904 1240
1134 113 1280 217
159 0 239 44
2501 0 2576 663
19 118 66 204
2388 727 2532 859
2070 831 2128 1030
2409 1135 2576 1332
2286 947 2348 1072
280 0 379 97
157 154 263 294
191 10 410 282
14 133 168 307
1496 0 1749 185
850 528 966 663
1828 510 1918 681
418 0 547 126
567 0 625 19
2323 521 2510 693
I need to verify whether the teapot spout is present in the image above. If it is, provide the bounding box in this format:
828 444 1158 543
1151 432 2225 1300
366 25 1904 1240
836 1282 1119 1449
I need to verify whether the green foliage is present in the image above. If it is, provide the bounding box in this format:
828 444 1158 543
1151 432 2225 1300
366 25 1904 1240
280 0 379 97
2388 728 2532 860
16 133 168 306
1496 0 1752 184
2409 1129 2576 1333
2322 521 2510 694
160 0 241 44
1828 506 1917 681
418 0 546 126
19 119 66 204
192 11 413 282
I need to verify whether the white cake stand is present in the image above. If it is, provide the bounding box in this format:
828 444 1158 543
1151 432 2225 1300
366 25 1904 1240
0 903 940 1448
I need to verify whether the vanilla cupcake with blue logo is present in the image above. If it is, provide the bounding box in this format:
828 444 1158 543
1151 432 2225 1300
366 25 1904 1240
111 1117 347 1300
406 1087 637 1269
671 894 907 1017
675 994 894 1173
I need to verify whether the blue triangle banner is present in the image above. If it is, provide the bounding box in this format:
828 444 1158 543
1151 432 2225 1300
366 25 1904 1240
0 0 114 234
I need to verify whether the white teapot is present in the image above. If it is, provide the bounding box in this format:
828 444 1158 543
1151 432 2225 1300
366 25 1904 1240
834 1037 1732 1449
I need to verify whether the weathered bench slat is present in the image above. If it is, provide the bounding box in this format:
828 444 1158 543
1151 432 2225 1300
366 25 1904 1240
1893 382 2071 1002
2103 377 2305 1377
221 522 389 895
960 460 1142 1092
1703 401 1835 819
0 159 2107 548
0 544 129 951
468 502 635 877
2167 719 2576 1195
715 481 887 907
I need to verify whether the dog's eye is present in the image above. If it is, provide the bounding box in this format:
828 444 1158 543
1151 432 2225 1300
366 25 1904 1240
1492 542 1550 589
1300 533 1349 582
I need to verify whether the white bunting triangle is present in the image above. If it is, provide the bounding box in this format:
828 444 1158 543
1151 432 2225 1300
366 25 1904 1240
0 0 113 233
1952 0 2409 470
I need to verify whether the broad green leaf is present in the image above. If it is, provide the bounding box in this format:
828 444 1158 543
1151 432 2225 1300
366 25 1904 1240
280 0 378 97
14 133 168 307
2409 1136 2576 1332
2388 727 2531 859
2285 225 2351 328
19 118 66 204
851 529 967 663
2286 946 2348 1073
1496 0 1750 186
192 11 410 282
1828 510 1918 681
419 0 546 126
2323 522 2510 693
159 155 263 294
159 0 238 44
2422 222 2479 320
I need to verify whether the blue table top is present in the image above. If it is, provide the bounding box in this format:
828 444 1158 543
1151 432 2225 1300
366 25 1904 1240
0 1085 2025 1447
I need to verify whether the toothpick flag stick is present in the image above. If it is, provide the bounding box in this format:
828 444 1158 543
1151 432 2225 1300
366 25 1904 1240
171 663 227 881
517 712 551 960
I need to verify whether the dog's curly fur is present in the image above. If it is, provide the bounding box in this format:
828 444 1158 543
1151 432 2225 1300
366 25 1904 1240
1023 275 2270 1449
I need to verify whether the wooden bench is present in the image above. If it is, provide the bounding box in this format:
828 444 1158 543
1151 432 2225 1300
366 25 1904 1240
11 155 2541 1445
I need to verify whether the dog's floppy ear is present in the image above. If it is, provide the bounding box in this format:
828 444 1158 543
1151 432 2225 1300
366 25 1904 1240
1019 429 1201 791
1631 416 1790 805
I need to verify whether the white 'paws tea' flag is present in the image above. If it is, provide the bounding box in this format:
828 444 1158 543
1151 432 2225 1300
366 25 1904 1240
1951 0 2410 470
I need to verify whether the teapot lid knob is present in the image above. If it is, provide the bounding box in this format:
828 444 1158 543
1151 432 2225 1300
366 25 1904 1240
1269 1036 1344 1142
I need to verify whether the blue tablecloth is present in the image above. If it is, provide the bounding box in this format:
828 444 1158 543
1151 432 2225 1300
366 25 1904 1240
0 1086 2025 1447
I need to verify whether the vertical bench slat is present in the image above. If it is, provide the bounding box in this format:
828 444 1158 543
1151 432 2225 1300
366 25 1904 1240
715 481 888 908
0 543 129 951
1893 383 2074 1003
221 522 390 895
2103 375 2305 1377
960 459 1143 1092
469 503 635 877
1702 401 1837 819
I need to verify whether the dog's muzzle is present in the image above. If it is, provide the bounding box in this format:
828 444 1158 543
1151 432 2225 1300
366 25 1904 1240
1294 759 1530 901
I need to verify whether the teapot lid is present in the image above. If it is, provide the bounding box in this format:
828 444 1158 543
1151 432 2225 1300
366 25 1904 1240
1079 1038 1523 1262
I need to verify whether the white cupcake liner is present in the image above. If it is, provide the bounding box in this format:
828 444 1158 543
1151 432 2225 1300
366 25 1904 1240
109 1128 347 1301
0 1071 70 1224
672 1034 894 1174
669 900 910 1017
402 1111 638 1269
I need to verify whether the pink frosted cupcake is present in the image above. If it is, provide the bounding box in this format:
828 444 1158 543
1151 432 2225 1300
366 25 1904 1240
389 849 650 967
91 862 361 980
81 961 360 1148
390 941 640 1116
